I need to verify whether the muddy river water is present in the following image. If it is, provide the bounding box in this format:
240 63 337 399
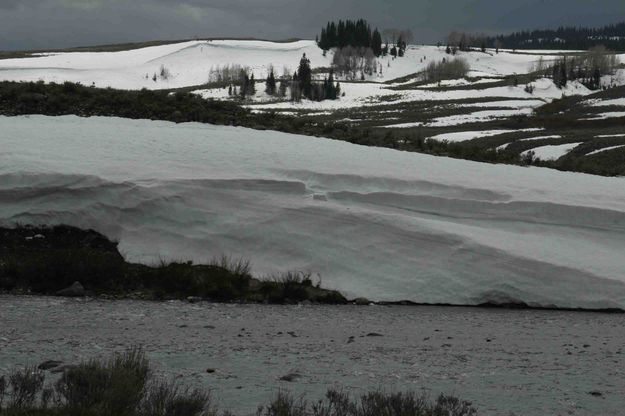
1 296 624 415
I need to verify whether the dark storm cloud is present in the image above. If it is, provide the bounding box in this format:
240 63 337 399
1 0 625 50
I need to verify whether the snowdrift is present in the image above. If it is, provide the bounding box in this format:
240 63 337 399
2 115 625 309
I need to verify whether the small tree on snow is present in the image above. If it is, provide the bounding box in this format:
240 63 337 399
265 66 277 95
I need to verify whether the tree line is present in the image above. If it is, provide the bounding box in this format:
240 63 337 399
485 21 625 51
223 54 341 102
531 45 621 90
317 19 412 58
317 19 383 56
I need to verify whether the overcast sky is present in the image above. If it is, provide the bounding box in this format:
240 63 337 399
1 0 625 50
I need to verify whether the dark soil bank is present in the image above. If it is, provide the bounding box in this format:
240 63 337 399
0 224 347 304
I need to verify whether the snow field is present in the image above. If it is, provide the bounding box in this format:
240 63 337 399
2 115 625 309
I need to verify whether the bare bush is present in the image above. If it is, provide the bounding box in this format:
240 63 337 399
140 380 212 416
208 64 251 84
56 347 150 415
538 46 620 89
424 57 470 83
5 367 44 410
332 46 378 79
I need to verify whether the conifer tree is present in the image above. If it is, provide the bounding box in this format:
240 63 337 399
372 29 383 56
297 53 312 99
265 66 276 95
249 74 256 95
240 74 249 98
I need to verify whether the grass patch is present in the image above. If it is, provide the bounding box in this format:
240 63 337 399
0 348 213 416
0 348 478 416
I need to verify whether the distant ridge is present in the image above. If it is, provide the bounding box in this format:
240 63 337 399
487 21 625 51
0 37 303 60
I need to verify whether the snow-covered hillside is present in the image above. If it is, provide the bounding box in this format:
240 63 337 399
0 40 328 90
0 39 607 89
2 115 625 309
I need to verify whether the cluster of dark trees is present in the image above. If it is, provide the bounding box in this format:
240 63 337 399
533 46 620 90
290 54 340 101
317 19 383 56
317 19 411 59
485 22 625 51
225 55 341 102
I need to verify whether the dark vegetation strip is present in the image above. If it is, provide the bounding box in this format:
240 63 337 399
0 347 478 416
0 225 346 304
1 80 624 176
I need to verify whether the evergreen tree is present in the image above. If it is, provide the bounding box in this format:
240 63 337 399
265 67 276 95
325 70 337 99
297 53 312 99
560 61 568 88
397 35 406 53
390 46 398 57
372 29 383 57
249 74 256 95
240 74 249 98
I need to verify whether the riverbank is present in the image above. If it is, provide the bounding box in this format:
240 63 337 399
0 347 477 416
2 224 623 313
2 296 622 415
0 225 347 305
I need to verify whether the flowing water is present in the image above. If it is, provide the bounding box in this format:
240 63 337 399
1 296 624 415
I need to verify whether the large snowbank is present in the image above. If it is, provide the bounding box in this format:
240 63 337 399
2 115 625 309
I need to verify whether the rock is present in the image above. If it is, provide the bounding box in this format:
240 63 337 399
279 373 301 382
38 360 63 371
588 391 603 397
353 298 371 306
186 296 202 303
366 332 383 337
56 281 85 297
49 364 77 374
206 368 216 374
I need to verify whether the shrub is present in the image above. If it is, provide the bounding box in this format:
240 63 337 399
5 367 44 410
56 347 149 416
263 389 477 416
140 381 212 416
258 391 307 416
424 58 470 83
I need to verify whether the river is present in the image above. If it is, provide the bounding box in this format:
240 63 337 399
1 296 623 415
